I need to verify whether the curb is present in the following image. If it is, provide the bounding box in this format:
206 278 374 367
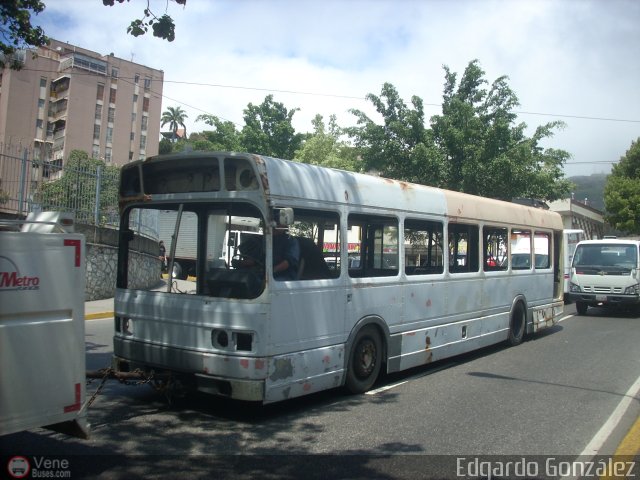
85 311 114 320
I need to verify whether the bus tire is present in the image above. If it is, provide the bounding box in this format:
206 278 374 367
345 325 382 394
507 302 526 346
576 301 588 316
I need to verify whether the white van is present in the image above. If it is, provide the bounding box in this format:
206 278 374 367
568 239 640 315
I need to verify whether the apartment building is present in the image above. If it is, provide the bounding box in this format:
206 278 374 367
0 38 163 168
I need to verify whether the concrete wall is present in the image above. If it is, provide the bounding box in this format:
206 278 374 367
78 224 160 301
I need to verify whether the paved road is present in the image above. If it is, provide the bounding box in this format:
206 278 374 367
2 304 639 479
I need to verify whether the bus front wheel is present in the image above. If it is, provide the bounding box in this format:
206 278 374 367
345 326 382 394
507 302 526 346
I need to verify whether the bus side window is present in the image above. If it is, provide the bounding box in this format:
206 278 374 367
348 214 398 278
289 208 340 280
448 223 479 273
483 226 508 271
405 219 444 275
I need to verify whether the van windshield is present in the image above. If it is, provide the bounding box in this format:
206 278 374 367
573 243 637 272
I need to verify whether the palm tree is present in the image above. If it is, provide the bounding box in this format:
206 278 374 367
161 106 188 142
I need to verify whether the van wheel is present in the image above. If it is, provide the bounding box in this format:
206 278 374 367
507 302 526 346
576 301 588 316
345 326 382 394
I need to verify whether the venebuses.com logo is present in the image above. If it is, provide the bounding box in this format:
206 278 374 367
0 256 40 291
7 456 71 479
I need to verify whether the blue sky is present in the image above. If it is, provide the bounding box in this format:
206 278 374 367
32 0 640 178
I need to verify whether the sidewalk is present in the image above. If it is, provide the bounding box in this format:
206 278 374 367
85 296 115 320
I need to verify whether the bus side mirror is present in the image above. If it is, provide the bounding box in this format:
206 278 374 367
274 208 294 227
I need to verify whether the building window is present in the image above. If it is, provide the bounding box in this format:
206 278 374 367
92 145 100 158
95 104 102 120
141 116 148 131
106 127 113 144
105 147 112 162
144 77 151 89
109 87 117 104
40 77 47 88
129 151 134 161
142 97 149 112
139 134 146 150
93 124 101 141
111 67 118 78
131 112 136 123
97 83 104 100
130 132 135 141
133 94 138 103
134 74 139 84
38 98 45 108
108 107 115 123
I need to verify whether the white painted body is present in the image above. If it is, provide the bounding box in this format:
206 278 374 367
114 152 564 403
0 218 87 437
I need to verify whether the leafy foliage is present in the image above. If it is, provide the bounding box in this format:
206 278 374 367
36 150 120 224
194 114 242 151
102 0 186 42
294 114 361 171
347 60 572 202
604 138 640 233
240 95 303 159
0 0 48 70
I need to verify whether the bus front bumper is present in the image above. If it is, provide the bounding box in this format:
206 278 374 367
113 337 266 402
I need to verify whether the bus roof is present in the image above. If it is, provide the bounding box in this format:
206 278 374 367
130 151 563 230
259 154 562 229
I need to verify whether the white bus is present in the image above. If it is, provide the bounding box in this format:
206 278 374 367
114 151 564 403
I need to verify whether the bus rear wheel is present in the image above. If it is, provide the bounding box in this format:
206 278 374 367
345 326 382 394
507 302 526 346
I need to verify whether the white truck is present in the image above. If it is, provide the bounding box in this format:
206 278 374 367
0 212 89 438
157 210 260 279
568 238 640 315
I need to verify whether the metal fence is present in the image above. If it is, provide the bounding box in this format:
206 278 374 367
0 144 121 227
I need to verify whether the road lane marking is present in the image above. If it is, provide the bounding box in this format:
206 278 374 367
366 362 457 395
580 373 640 456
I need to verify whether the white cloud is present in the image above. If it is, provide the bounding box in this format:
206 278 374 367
34 0 640 176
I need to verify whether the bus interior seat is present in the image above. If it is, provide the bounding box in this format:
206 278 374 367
295 237 334 279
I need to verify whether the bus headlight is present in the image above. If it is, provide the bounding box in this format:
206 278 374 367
569 282 581 293
624 284 640 295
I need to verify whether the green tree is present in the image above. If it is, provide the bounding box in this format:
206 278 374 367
0 0 48 70
158 137 173 154
161 105 188 142
294 114 360 171
604 138 640 233
346 82 446 184
195 114 242 151
430 60 572 201
240 95 303 159
36 150 120 224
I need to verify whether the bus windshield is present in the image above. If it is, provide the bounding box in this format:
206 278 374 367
122 203 265 298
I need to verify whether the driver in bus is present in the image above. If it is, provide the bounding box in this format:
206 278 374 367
234 226 300 280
